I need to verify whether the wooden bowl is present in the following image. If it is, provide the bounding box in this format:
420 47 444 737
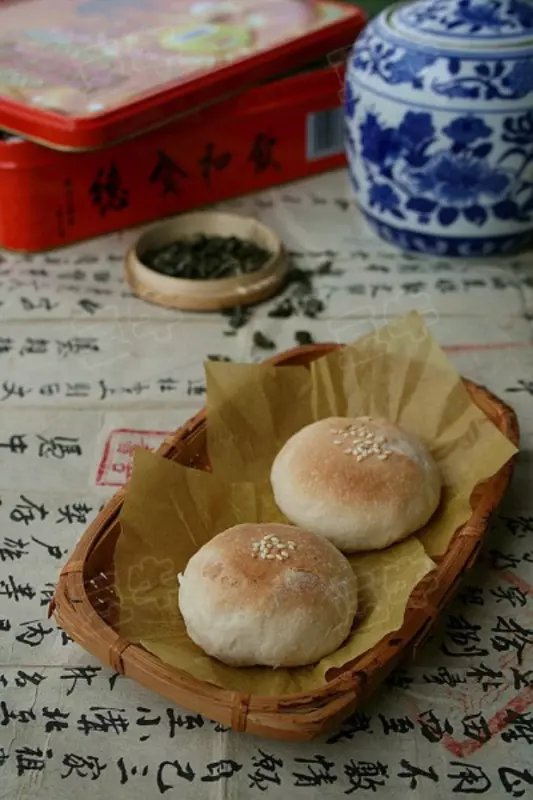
51 343 519 741
124 211 287 311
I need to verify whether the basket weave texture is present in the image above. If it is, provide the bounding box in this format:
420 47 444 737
51 344 519 741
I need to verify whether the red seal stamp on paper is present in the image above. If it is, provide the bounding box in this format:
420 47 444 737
96 428 171 486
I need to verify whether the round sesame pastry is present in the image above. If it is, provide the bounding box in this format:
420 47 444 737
177 523 358 667
271 416 441 553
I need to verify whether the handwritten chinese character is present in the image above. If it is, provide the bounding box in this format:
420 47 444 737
511 667 533 690
43 706 70 732
0 381 31 401
491 616 533 663
0 434 28 453
491 585 528 608
135 706 161 741
441 614 489 657
149 150 188 196
60 666 101 696
65 383 91 398
56 337 100 357
14 670 46 688
20 297 58 312
39 383 62 397
502 711 533 744
417 709 453 743
15 746 53 776
489 548 522 570
61 753 107 781
78 298 101 315
435 278 458 293
500 516 533 537
326 711 373 744
398 759 438 790
15 619 54 647
37 435 82 459
293 755 337 787
157 759 195 792
157 377 179 393
459 585 485 605
385 668 415 690
31 537 63 559
56 502 93 525
448 762 491 794
40 583 55 606
89 162 129 216
344 760 388 793
19 337 49 356
461 712 491 744
77 707 129 736
0 575 36 602
506 380 533 395
166 709 204 737
423 666 466 688
116 757 149 784
248 133 280 174
379 714 415 735
0 701 36 725
11 495 49 525
198 142 231 184
499 766 533 797
201 760 242 782
248 749 283 791
186 378 206 397
0 537 29 561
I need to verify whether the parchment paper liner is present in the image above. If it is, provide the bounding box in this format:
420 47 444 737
115 312 516 695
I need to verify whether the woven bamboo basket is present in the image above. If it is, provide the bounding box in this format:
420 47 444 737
51 343 519 741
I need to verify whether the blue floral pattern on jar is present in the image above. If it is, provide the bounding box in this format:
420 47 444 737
345 0 533 256
354 107 533 228
396 0 533 37
351 27 533 100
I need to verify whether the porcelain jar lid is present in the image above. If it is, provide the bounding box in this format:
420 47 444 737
385 0 533 51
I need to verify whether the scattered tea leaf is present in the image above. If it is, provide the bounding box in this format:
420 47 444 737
221 305 252 330
142 234 271 280
268 299 295 319
253 331 276 350
295 330 315 346
316 260 333 275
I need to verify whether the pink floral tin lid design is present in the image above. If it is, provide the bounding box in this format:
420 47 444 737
0 0 351 117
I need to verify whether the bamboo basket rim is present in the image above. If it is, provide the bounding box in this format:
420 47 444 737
51 343 520 739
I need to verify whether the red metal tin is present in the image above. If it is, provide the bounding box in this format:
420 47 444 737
0 0 365 150
0 59 350 251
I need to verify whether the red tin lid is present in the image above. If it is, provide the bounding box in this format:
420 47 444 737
0 0 365 151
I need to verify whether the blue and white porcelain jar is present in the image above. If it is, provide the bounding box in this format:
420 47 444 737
345 0 533 257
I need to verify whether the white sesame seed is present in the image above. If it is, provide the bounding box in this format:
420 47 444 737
276 554 283 560
333 439 342 444
280 550 289 557
266 554 275 559
378 454 388 460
